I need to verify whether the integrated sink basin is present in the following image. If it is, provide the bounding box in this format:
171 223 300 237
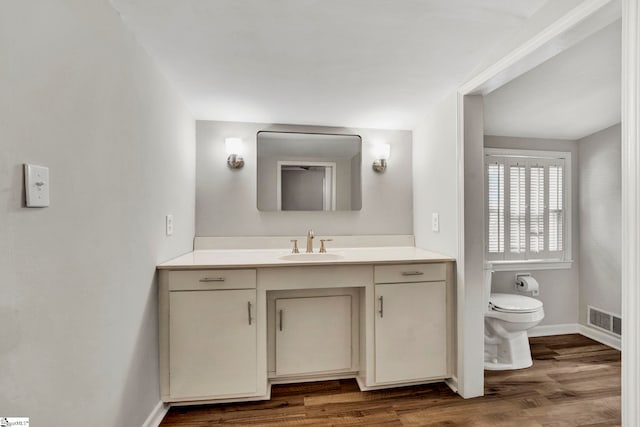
279 253 344 262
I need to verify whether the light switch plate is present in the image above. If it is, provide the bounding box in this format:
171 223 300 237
24 164 50 207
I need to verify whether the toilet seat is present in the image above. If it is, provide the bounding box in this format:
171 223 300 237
485 306 545 324
489 293 543 313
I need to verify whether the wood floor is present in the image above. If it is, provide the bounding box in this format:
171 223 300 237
160 334 621 426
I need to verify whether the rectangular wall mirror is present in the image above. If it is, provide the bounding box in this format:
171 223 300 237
257 131 362 211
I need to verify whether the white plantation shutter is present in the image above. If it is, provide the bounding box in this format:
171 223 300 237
548 164 564 253
509 164 526 255
529 165 545 254
485 153 567 262
486 162 504 254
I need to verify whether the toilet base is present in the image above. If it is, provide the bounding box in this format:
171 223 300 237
484 323 534 371
484 357 533 371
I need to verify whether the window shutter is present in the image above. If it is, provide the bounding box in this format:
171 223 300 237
487 162 504 255
548 164 564 253
529 165 545 254
485 152 568 263
509 164 526 255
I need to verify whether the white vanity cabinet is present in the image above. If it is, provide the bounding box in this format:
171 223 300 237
373 263 449 384
159 269 260 402
158 245 456 405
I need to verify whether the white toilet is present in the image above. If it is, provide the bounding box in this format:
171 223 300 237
484 269 544 370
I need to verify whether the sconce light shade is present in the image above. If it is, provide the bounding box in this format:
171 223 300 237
372 143 390 172
225 137 244 169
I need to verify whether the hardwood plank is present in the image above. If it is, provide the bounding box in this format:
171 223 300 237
160 335 620 426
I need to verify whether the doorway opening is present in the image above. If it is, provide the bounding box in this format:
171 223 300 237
277 161 337 211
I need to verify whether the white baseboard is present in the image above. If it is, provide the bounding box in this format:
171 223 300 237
141 401 169 427
528 323 579 337
578 324 621 351
528 322 621 351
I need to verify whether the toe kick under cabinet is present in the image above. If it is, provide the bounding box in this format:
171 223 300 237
159 259 454 404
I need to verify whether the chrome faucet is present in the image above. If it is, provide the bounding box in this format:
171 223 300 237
306 229 314 253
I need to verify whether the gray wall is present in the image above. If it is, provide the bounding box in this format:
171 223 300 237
578 124 621 324
484 135 580 327
0 1 195 426
196 120 413 236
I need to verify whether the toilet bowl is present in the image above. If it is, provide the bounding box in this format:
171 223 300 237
484 270 544 370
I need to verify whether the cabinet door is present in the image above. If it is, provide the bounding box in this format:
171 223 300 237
375 281 447 384
275 295 352 376
169 289 256 399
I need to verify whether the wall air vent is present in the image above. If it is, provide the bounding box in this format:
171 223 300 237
612 316 622 335
588 305 621 336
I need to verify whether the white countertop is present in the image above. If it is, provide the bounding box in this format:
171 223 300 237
157 246 455 270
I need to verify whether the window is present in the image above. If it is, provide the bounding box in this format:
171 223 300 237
485 149 571 265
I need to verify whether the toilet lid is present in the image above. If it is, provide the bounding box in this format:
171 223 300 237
490 293 543 313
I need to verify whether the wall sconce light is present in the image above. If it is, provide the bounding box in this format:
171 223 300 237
225 137 244 169
372 143 390 173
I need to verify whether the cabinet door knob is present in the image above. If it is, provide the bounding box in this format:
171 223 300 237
378 296 384 318
248 301 253 325
279 309 284 331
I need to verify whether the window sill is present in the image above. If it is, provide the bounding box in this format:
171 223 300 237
487 260 574 272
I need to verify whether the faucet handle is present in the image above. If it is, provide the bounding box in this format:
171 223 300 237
319 239 333 253
290 239 299 254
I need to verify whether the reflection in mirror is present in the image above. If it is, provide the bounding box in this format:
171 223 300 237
257 131 362 211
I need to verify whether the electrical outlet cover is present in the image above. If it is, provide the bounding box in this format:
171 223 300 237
431 213 440 232
166 214 174 236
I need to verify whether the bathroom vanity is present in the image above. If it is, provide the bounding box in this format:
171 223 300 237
157 238 455 405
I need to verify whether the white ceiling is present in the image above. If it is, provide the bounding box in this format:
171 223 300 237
483 20 621 140
110 0 550 130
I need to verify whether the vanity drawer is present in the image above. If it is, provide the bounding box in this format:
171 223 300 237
374 263 446 284
168 269 256 291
